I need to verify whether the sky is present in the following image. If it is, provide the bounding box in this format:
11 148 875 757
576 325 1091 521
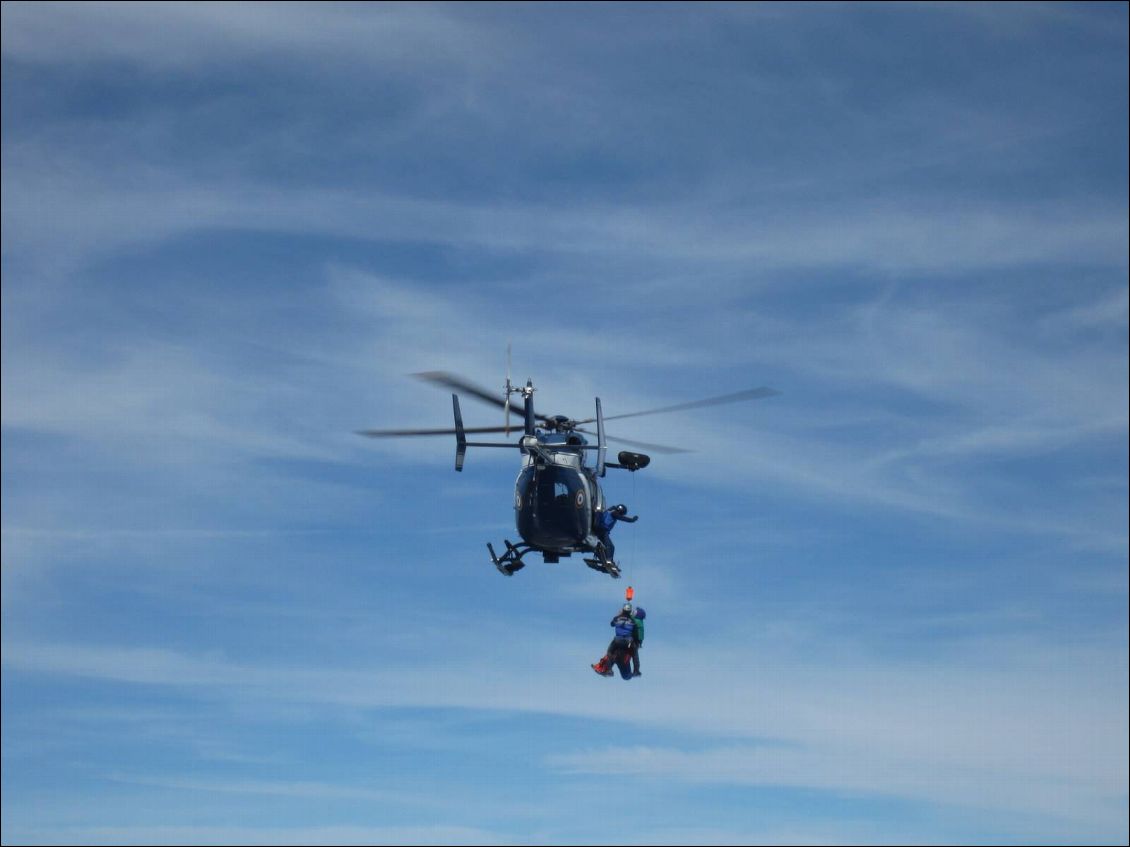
1 2 1127 844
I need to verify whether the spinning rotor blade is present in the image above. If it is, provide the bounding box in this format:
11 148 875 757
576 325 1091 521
358 425 513 438
575 386 779 425
414 372 507 411
414 370 545 422
574 428 691 455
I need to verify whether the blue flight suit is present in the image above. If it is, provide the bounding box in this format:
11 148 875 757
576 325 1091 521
594 508 637 563
607 612 638 679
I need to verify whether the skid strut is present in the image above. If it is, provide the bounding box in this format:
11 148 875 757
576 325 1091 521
583 543 621 579
487 539 531 576
487 539 618 579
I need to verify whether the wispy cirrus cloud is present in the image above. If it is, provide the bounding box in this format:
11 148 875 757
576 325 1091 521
4 4 1126 845
5 261 1122 555
547 742 1124 830
0 1 497 72
4 162 1126 277
0 824 518 847
4 627 1124 830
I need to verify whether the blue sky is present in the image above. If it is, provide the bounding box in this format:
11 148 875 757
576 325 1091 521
1 2 1127 844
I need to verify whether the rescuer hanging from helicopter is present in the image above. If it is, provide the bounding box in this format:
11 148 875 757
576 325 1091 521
593 503 637 572
591 602 645 680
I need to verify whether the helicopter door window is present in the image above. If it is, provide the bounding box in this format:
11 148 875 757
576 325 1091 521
536 470 577 510
537 479 567 508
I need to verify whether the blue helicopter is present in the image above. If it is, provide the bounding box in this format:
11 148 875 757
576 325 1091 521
360 370 777 578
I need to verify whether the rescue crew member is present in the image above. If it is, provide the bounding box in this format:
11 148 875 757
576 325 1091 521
594 503 637 566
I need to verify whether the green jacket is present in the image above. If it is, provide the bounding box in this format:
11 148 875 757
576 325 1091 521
632 616 645 645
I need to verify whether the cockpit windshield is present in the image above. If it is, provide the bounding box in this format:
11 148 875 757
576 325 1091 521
517 465 584 513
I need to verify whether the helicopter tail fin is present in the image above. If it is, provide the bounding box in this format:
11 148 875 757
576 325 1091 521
453 394 467 471
596 397 607 477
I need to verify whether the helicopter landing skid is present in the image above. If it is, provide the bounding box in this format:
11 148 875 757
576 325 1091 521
487 540 532 577
584 557 621 579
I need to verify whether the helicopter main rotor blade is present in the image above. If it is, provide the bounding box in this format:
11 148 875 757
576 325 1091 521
574 427 692 455
358 425 514 438
574 386 779 425
414 371 546 421
413 372 505 410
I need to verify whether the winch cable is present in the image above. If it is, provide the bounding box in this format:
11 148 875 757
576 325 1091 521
626 469 638 603
630 470 637 585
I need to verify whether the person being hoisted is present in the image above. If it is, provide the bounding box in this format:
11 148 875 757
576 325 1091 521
628 605 645 677
591 602 641 680
593 503 637 575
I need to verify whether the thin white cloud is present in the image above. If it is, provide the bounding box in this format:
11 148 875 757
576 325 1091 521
4 165 1126 277
0 2 497 73
1051 285 1130 330
5 262 1122 553
0 823 517 847
4 631 1125 830
3 7 1126 844
104 772 439 807
547 743 1122 829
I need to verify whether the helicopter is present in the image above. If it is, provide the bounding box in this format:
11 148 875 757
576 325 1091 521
359 369 778 578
